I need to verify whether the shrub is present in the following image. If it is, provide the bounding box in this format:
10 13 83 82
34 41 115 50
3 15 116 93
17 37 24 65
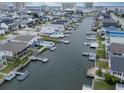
96 68 102 77
104 73 120 85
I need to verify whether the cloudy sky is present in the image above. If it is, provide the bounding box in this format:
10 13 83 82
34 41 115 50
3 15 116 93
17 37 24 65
26 2 124 6
3 2 124 6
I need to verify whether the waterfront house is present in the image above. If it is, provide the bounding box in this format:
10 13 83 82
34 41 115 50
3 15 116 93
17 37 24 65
0 41 29 58
40 25 65 38
116 83 124 90
101 18 121 28
99 12 111 19
100 26 121 34
0 54 7 71
51 19 68 29
11 35 41 46
110 54 124 80
0 23 9 31
109 43 124 56
0 27 6 35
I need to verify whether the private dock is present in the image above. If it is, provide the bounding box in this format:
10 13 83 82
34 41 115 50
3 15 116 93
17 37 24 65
29 56 48 63
86 67 96 78
17 70 30 81
82 52 96 56
5 72 16 81
86 37 96 40
86 32 96 35
35 46 46 56
89 53 96 61
82 84 92 90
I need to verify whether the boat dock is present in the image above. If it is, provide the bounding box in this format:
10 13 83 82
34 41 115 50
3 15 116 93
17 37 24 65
89 53 96 61
35 46 46 56
17 70 30 81
86 67 96 78
82 52 96 56
29 56 48 63
86 37 96 40
86 32 96 35
4 72 16 81
82 84 92 90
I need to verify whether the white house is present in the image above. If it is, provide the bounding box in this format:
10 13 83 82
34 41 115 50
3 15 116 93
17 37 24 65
40 25 64 38
0 23 9 31
11 35 41 46
0 41 29 57
0 54 7 71
0 27 6 35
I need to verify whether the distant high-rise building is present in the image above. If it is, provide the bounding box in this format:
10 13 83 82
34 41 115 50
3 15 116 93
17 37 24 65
84 2 93 8
0 3 6 10
13 2 25 9
61 3 76 10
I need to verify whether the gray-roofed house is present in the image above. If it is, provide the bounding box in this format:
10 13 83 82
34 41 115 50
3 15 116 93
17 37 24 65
0 41 30 58
101 18 121 28
110 54 124 80
11 35 41 46
110 43 124 55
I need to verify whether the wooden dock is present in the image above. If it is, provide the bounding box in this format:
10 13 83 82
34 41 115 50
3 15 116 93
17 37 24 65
29 56 48 63
86 67 96 78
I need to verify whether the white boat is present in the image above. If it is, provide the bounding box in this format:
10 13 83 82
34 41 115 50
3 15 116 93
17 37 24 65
84 42 90 46
89 54 96 61
90 42 98 48
42 58 49 63
64 34 69 37
60 40 70 44
82 52 89 56
50 47 56 51
86 37 96 40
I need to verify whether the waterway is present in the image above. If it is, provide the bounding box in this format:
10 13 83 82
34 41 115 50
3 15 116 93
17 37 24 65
0 17 95 90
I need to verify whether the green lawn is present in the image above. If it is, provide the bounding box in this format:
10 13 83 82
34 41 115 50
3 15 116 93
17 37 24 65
0 62 18 74
36 45 43 49
0 51 33 74
96 61 109 69
0 75 4 79
99 44 105 49
96 49 106 59
42 35 60 43
0 35 7 41
93 79 115 90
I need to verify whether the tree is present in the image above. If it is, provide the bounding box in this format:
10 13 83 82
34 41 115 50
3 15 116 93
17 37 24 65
105 73 120 85
96 68 102 77
18 24 21 30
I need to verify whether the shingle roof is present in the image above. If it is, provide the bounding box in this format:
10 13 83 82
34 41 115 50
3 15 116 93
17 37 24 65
52 19 67 25
101 18 116 23
111 55 124 72
0 41 28 56
110 43 124 54
13 35 36 42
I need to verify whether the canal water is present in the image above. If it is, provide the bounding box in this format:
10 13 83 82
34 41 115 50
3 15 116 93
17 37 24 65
0 17 95 90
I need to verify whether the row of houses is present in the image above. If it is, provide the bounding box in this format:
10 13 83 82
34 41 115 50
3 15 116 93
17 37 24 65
99 12 124 80
40 13 83 38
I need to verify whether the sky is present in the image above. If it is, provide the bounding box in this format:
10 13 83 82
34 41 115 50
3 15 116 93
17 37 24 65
25 2 124 6
3 2 124 6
